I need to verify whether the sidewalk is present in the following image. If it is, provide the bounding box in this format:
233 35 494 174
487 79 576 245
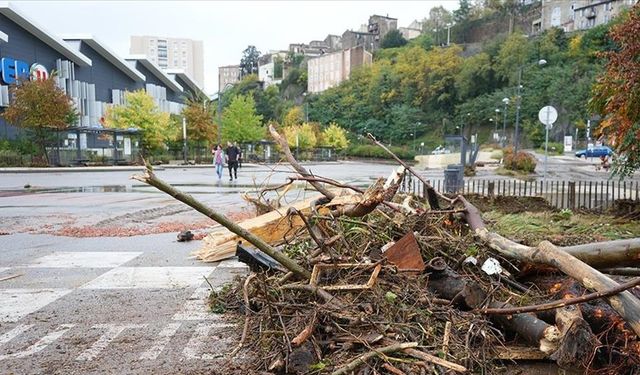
0 163 262 173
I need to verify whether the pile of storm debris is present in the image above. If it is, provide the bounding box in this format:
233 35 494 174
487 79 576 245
134 125 640 374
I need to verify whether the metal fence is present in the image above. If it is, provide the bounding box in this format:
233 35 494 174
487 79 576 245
400 177 640 211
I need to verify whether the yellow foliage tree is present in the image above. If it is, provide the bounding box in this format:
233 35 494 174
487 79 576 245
105 90 173 152
284 122 317 150
321 122 349 150
283 106 304 127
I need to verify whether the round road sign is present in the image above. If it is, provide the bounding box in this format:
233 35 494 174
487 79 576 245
538 106 558 128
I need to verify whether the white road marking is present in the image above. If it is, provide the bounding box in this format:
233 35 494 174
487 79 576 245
0 324 74 360
0 268 9 274
76 324 146 361
139 322 181 360
0 324 33 347
27 252 142 268
0 289 73 322
183 322 234 360
80 267 216 289
172 287 222 321
216 259 250 274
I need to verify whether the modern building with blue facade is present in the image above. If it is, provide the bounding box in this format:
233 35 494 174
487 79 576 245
0 2 206 164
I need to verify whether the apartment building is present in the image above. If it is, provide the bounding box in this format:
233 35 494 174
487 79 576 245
307 46 372 93
218 64 241 92
533 0 636 32
130 35 204 88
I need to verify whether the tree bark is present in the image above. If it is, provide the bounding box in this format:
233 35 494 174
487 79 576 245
562 239 640 268
132 163 310 279
458 195 640 337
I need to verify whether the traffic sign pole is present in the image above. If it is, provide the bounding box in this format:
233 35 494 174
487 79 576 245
538 106 558 185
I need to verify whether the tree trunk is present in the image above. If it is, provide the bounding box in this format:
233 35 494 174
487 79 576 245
459 196 640 337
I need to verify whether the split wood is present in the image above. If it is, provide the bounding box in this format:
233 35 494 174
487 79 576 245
459 195 640 337
229 273 257 357
476 276 640 315
330 342 418 375
132 162 310 279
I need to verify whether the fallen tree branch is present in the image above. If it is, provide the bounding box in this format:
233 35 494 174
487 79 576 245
331 342 418 375
132 162 310 279
476 277 640 315
458 195 640 337
269 124 335 200
367 133 452 205
562 238 640 268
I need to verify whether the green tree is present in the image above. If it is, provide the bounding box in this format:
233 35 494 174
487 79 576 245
2 76 78 164
380 29 408 49
221 94 264 143
105 90 172 152
496 33 530 84
240 45 261 77
321 123 349 150
454 0 472 22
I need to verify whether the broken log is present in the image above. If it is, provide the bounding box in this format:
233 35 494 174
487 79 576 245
562 238 640 268
132 163 310 279
458 195 640 337
269 124 335 200
551 305 599 369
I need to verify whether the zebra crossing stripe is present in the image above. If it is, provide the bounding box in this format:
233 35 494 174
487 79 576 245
139 323 181 360
76 324 146 361
0 324 74 360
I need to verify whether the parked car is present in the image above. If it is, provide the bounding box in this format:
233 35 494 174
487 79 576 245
575 146 613 158
432 145 451 155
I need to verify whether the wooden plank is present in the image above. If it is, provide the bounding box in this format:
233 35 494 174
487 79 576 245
561 181 565 209
193 195 318 262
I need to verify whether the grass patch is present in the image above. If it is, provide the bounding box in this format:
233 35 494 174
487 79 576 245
484 210 640 246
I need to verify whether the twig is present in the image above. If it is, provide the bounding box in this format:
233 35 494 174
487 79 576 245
331 342 418 375
280 283 346 309
0 273 23 282
289 175 364 194
366 133 453 204
383 362 408 375
131 161 310 279
229 273 257 357
403 348 468 373
475 276 640 315
442 321 452 360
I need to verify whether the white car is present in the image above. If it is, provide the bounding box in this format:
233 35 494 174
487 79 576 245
432 146 451 155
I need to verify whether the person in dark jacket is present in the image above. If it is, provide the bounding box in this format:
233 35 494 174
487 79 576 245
225 141 241 180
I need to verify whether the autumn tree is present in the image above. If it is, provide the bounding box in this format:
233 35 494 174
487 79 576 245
105 90 172 153
321 123 349 150
220 94 264 143
181 95 216 150
2 76 77 164
284 122 317 150
591 3 640 176
283 106 304 127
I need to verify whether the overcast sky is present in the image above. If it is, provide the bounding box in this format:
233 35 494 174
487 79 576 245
13 1 459 94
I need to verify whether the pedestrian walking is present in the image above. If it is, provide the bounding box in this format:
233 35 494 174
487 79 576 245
225 141 241 181
213 144 224 179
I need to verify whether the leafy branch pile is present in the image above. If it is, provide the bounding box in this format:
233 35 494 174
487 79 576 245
134 128 640 374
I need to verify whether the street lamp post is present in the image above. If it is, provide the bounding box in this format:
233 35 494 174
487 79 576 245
501 97 509 147
182 117 187 164
494 108 500 141
514 59 546 154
